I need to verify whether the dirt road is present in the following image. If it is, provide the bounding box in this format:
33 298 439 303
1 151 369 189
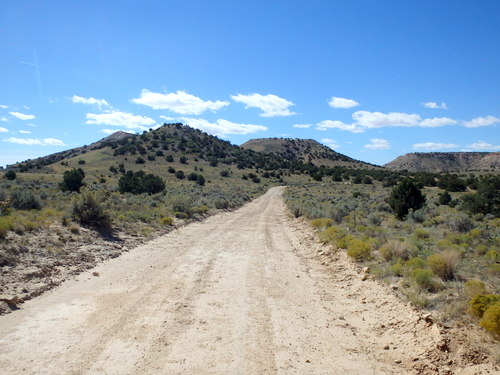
0 187 495 374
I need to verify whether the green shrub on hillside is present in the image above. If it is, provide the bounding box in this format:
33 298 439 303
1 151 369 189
10 190 42 210
469 294 500 318
389 178 426 220
347 239 371 261
72 191 111 229
118 171 165 195
60 168 85 192
480 302 500 336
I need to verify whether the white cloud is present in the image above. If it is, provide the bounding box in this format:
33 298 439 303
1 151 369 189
179 117 267 136
463 115 499 128
132 89 229 115
328 97 359 109
27 123 36 127
465 141 499 151
10 111 35 120
364 138 390 150
320 138 340 149
0 104 9 109
422 102 448 109
0 127 8 133
72 95 110 108
413 142 458 151
293 124 311 128
231 93 296 117
317 111 458 133
316 120 362 133
0 117 7 122
159 115 177 121
100 129 136 135
86 111 156 130
5 137 65 146
19 130 31 134
353 111 421 128
419 117 458 127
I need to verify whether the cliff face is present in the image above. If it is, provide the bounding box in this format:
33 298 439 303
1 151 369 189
385 152 500 172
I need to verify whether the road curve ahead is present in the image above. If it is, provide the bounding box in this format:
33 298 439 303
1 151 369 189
0 187 431 374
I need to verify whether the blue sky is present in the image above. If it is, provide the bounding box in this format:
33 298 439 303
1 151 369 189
1 0 499 167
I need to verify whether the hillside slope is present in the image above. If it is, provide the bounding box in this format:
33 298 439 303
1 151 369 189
241 138 377 168
385 152 500 172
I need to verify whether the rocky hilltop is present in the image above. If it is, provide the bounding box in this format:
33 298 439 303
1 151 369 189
385 152 500 172
241 138 377 169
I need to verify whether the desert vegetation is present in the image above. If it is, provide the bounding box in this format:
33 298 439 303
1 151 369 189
285 173 500 337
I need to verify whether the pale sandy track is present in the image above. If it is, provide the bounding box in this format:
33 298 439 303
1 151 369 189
0 187 495 374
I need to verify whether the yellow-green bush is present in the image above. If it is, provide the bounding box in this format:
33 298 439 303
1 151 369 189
469 294 500 318
412 268 439 291
480 302 500 336
311 218 333 231
413 228 430 240
405 257 427 271
159 216 174 226
427 250 460 280
464 279 488 299
346 239 372 261
390 262 404 276
319 226 345 245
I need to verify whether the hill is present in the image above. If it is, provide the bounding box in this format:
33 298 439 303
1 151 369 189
240 138 378 169
385 152 500 172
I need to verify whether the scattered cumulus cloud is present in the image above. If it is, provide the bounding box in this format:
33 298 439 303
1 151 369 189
72 95 110 108
328 97 359 109
413 142 458 151
159 115 177 121
419 117 457 127
0 127 8 133
132 89 229 115
0 105 9 109
320 138 340 149
10 111 35 120
465 141 499 151
316 111 459 133
463 115 499 128
19 130 31 134
316 120 361 133
0 117 7 122
364 138 390 150
5 137 65 146
86 111 156 131
231 93 296 117
422 102 448 109
293 124 311 128
179 117 267 136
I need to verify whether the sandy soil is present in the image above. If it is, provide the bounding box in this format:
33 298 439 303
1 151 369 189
0 187 497 374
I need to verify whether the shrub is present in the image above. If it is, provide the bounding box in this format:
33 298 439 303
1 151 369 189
170 195 193 216
461 175 500 216
367 213 382 226
196 174 205 186
60 168 85 192
389 178 426 220
464 279 488 299
448 213 474 233
72 191 111 229
469 294 500 318
439 191 452 206
413 228 430 240
175 170 185 180
427 250 460 280
159 216 174 226
347 239 371 261
215 199 229 209
4 170 16 180
412 268 438 291
311 218 333 231
10 190 42 210
379 240 409 260
220 170 230 177
118 171 165 195
480 302 500 336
